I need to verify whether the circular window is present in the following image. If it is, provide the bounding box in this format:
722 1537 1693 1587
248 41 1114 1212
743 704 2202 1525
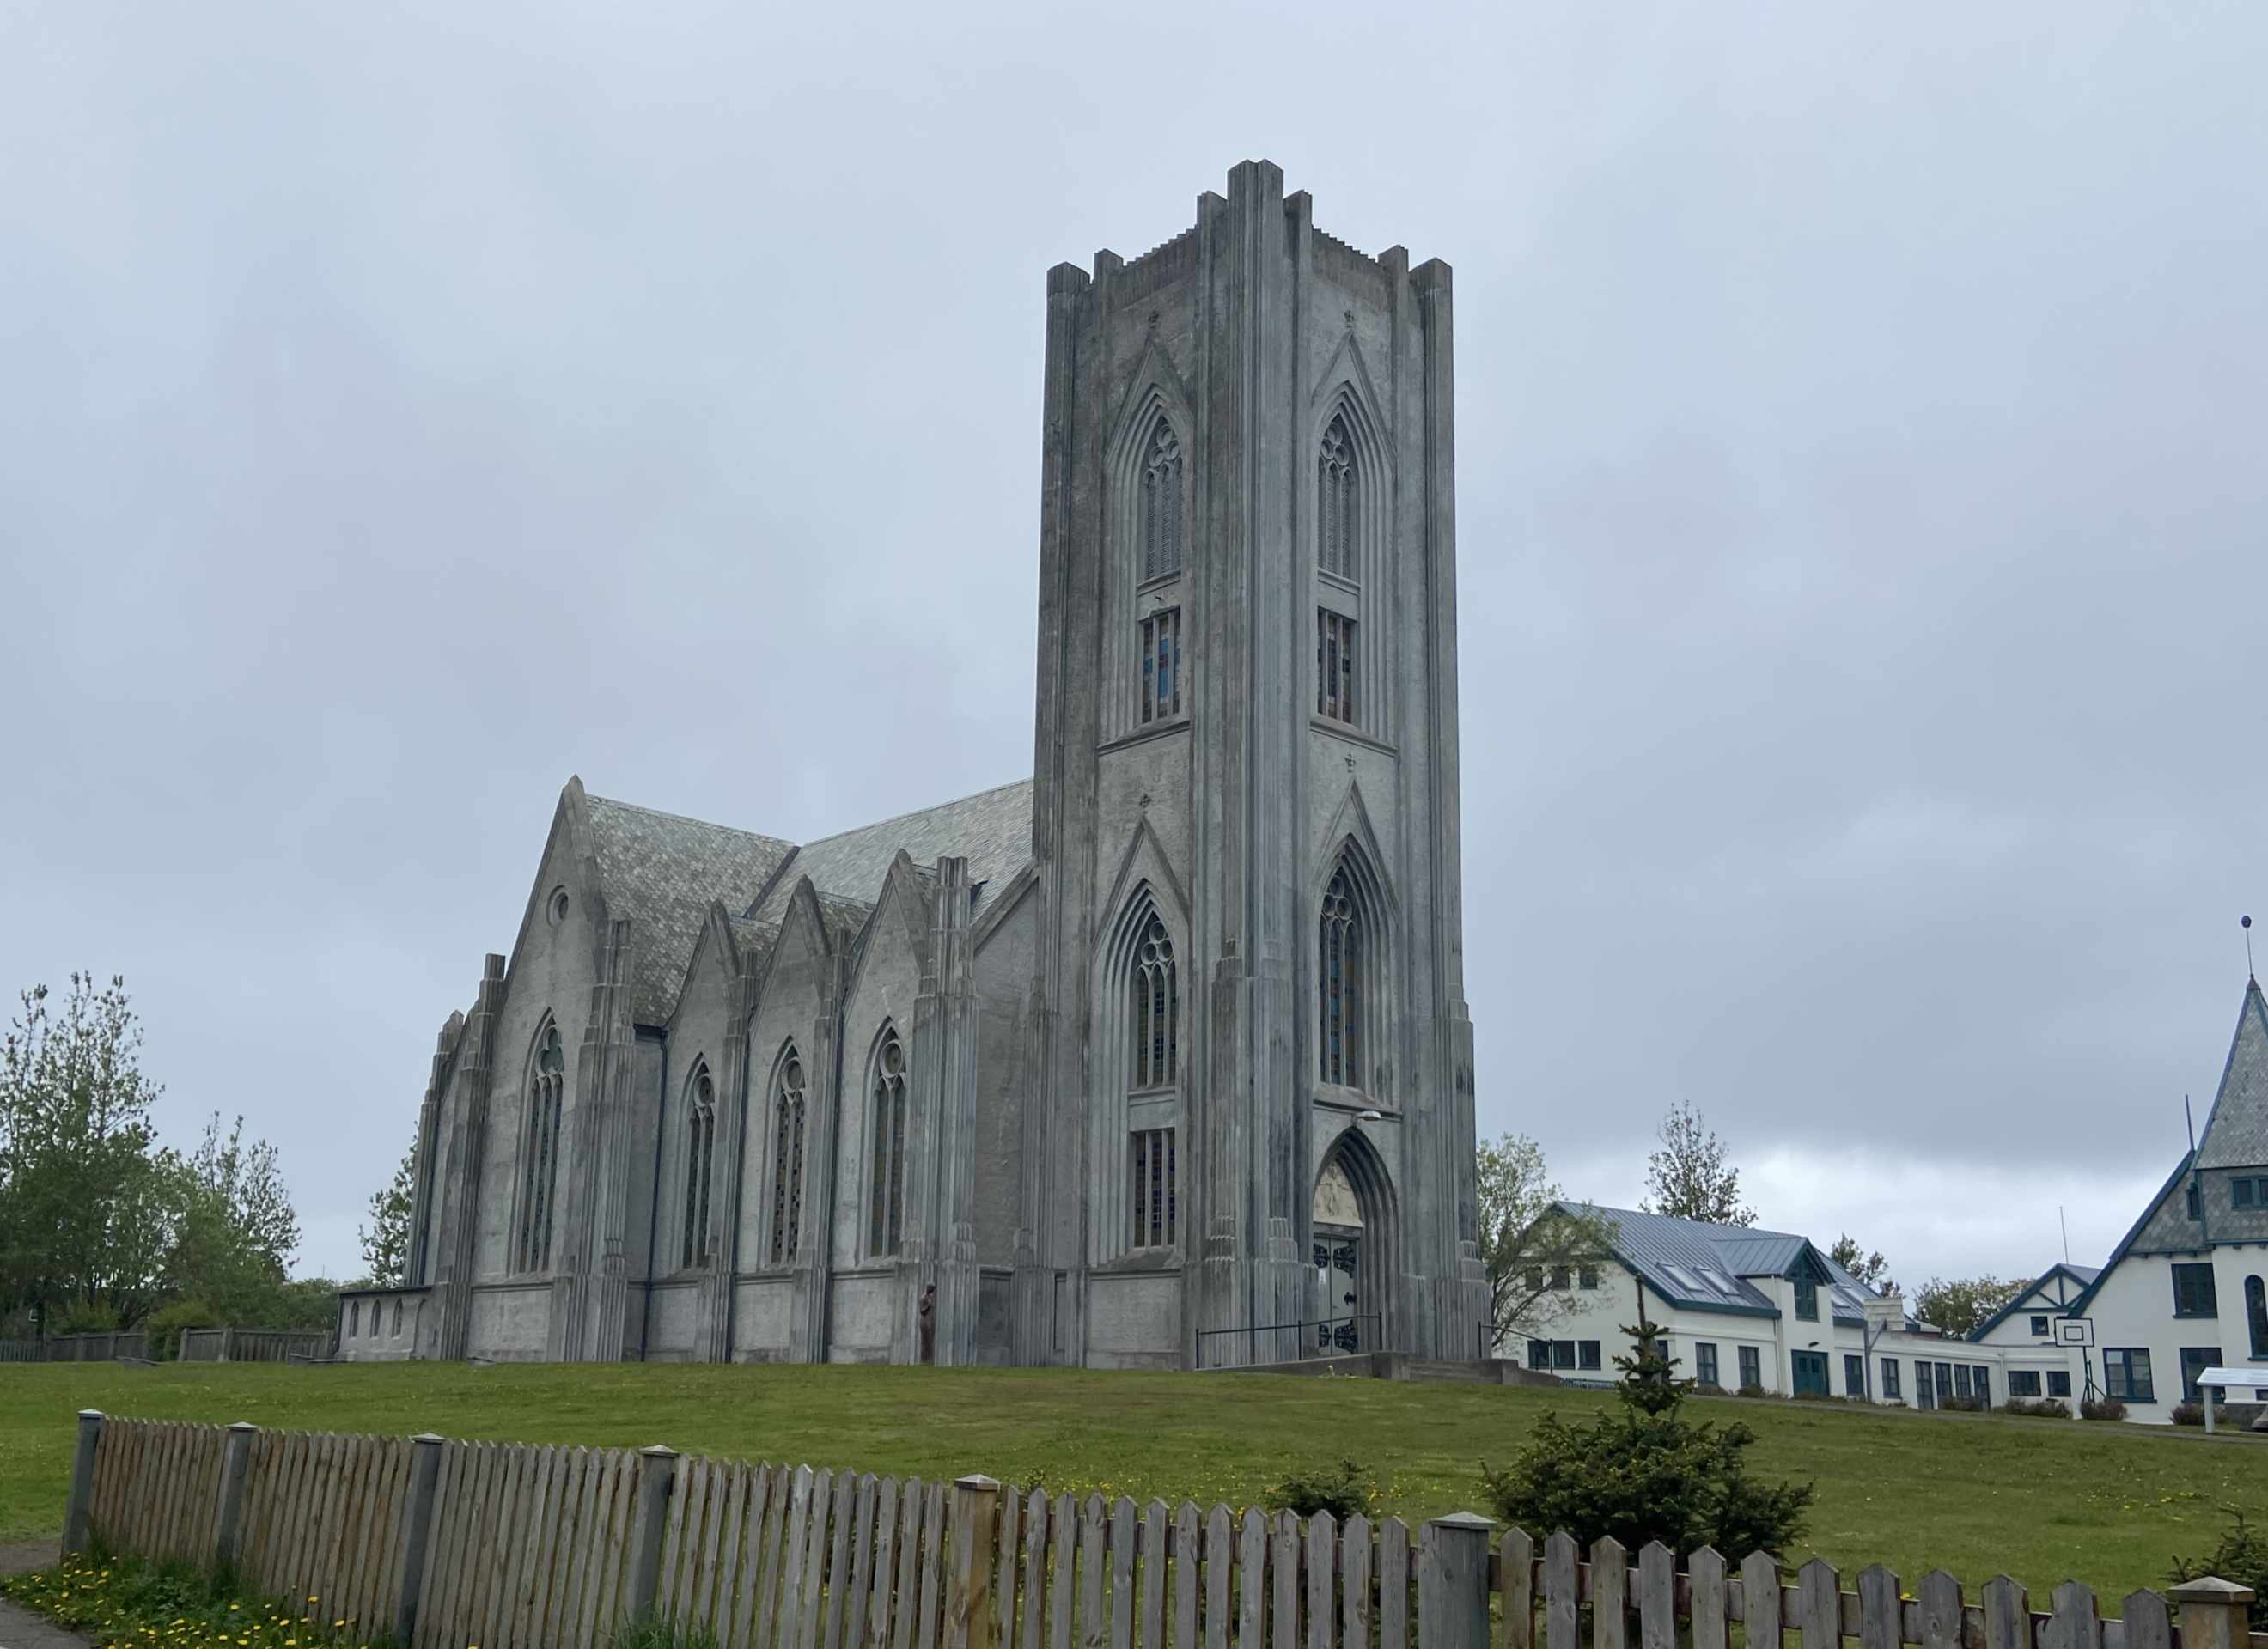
548 887 570 925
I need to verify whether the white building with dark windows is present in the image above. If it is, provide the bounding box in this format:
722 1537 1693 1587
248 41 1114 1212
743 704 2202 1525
1963 1263 2097 1406
334 161 1490 1371
1509 1203 2077 1409
1997 977 2268 1423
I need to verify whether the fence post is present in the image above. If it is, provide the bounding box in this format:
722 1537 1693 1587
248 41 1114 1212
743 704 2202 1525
63 1410 104 1555
627 1445 679 1622
1420 1513 1497 1649
393 1433 447 1646
2168 1579 2256 1649
212 1422 258 1571
949 1476 1001 1649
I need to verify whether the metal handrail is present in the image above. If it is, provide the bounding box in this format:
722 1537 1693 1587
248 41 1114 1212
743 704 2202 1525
1194 1311 1383 1370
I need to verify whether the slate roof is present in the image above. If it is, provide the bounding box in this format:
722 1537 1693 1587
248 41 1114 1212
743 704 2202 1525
749 777 1033 926
565 777 1032 1027
582 794 796 1025
1559 1202 1887 1325
2195 977 2268 1169
2060 977 2268 1301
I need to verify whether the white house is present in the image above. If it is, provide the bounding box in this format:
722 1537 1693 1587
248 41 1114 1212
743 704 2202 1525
1964 1262 2097 1406
2013 977 2268 1424
1511 1203 2078 1409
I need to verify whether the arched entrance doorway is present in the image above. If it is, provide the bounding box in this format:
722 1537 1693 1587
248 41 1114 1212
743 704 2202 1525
1312 1132 1395 1354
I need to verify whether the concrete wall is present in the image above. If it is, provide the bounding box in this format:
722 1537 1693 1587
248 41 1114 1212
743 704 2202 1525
337 1290 430 1362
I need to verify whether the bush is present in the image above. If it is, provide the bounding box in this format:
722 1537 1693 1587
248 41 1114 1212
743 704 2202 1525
1736 1384 1776 1400
1692 1382 1728 1397
1480 1318 1814 1558
1938 1394 1986 1413
2080 1396 2128 1421
2004 1397 2070 1419
1262 1457 1374 1521
2169 1509 2268 1628
2171 1401 2205 1427
48 1300 123 1336
1791 1390 1846 1403
147 1297 222 1361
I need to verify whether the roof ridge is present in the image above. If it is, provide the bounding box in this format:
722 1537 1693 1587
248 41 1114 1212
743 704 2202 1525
796 775 1033 851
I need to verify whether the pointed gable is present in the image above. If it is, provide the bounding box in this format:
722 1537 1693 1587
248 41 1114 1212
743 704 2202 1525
582 793 796 1025
2195 977 2268 1170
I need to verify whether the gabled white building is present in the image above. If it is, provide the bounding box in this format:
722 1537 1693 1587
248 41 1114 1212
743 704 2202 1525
2015 978 2268 1423
1962 1262 2098 1406
1512 1203 2079 1409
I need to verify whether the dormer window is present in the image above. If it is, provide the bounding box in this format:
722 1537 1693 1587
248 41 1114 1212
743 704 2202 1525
1794 1277 1819 1321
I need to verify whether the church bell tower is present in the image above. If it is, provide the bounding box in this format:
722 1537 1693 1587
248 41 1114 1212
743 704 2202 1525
1026 161 1488 1367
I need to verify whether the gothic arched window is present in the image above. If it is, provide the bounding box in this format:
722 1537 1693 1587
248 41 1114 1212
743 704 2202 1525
1319 869 1365 1087
770 1048 808 1264
680 1066 716 1270
1319 415 1356 581
2248 1274 2268 1360
868 1028 908 1259
1140 417 1183 581
516 1022 566 1273
1132 915 1177 1089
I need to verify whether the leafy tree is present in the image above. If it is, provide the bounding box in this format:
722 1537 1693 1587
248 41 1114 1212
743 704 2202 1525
358 1135 418 1287
0 975 177 1330
1828 1234 1894 1294
1475 1132 1618 1345
1912 1275 2027 1337
1641 1099 1755 1227
1481 1318 1813 1556
163 1112 302 1323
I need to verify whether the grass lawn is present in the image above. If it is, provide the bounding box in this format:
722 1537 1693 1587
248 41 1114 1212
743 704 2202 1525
2 1363 2259 1603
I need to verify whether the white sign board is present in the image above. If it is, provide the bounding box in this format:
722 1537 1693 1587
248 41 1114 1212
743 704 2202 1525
2196 1366 2268 1396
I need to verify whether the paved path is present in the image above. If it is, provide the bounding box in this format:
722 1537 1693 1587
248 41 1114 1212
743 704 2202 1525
0 1542 86 1648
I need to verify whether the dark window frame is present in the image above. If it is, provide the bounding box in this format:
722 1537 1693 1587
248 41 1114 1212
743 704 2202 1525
2104 1348 2155 1403
2172 1262 2219 1319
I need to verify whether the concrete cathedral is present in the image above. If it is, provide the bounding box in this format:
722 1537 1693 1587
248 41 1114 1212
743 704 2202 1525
340 161 1490 1369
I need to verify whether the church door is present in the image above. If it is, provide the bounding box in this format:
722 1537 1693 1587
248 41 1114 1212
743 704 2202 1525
1312 1156 1369 1354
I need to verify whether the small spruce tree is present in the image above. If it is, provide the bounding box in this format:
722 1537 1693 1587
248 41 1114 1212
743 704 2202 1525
1481 1319 1813 1557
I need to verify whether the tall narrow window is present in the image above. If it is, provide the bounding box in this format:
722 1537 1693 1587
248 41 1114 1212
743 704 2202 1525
1131 916 1178 1088
1319 868 1364 1086
771 1049 807 1264
680 1068 716 1270
1317 611 1357 723
868 1029 908 1259
1140 418 1183 580
1131 1127 1176 1248
517 1023 565 1273
1318 415 1356 580
2247 1275 2267 1359
1140 609 1181 723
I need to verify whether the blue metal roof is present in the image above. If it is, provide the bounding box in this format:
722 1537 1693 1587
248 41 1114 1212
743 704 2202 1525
1562 1202 1891 1325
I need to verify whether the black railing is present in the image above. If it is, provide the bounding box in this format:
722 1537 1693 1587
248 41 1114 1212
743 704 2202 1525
1195 1312 1383 1370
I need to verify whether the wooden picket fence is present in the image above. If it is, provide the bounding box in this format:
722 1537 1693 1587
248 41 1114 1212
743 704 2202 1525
59 1413 2266 1649
2 1331 150 1362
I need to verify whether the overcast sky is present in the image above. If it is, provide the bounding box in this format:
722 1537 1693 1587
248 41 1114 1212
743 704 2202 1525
4 3 2264 1291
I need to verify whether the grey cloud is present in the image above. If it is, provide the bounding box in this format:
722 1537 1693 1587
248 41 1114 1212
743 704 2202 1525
3 0 2263 1283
